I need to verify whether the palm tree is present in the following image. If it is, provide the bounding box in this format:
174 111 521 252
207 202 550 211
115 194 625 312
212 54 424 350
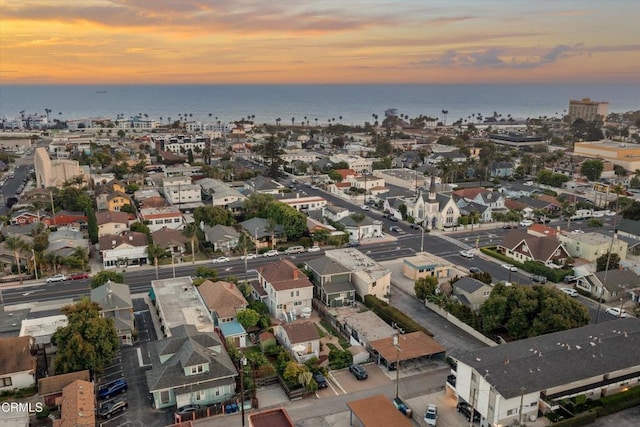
182 224 199 264
71 247 89 271
5 236 27 284
264 220 278 249
291 117 295 126
147 244 167 280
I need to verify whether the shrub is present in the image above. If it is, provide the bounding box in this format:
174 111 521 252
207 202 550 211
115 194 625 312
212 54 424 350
596 385 640 416
328 348 353 370
550 411 597 427
364 295 432 336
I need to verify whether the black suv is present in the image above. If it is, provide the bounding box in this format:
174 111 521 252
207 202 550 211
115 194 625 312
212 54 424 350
348 364 368 380
313 372 328 389
98 398 128 419
457 401 481 422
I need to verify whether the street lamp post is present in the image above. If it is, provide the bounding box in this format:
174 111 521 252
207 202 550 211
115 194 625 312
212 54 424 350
171 254 176 278
393 334 401 398
420 226 424 253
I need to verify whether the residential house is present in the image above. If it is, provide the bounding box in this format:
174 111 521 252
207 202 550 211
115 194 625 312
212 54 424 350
145 324 237 410
347 175 385 192
38 370 91 407
305 257 356 307
329 154 374 174
322 205 351 222
576 269 640 302
10 210 40 225
513 196 560 215
339 215 383 242
560 232 628 262
498 183 543 199
452 277 493 310
402 253 451 281
91 280 135 346
497 229 570 267
151 227 189 256
202 224 240 252
196 178 247 207
149 277 214 338
53 380 95 427
449 318 640 427
139 206 184 232
99 231 148 269
324 249 391 302
618 219 640 243
0 336 36 392
277 193 327 212
490 161 514 178
0 234 32 274
43 210 87 227
274 321 320 363
337 310 395 351
96 210 130 238
240 217 284 250
163 183 203 207
197 280 248 348
255 259 314 321
96 190 133 212
245 175 283 195
46 228 89 258
425 150 467 165
19 315 68 371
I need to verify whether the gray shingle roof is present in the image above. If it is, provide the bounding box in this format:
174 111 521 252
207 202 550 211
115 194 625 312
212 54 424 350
146 324 236 392
90 281 132 311
454 318 640 399
306 257 351 276
453 277 487 294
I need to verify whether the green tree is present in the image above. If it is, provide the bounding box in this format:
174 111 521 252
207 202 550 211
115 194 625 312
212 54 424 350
328 170 343 182
183 223 199 264
193 205 235 227
471 272 492 285
414 276 438 301
243 193 275 219
90 270 124 289
237 308 260 329
120 203 136 214
125 183 140 194
130 221 151 240
4 236 27 283
87 208 98 244
52 299 119 375
258 136 284 179
596 252 621 272
580 159 604 181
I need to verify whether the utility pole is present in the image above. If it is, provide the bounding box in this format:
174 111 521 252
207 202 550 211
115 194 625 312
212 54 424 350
518 386 526 425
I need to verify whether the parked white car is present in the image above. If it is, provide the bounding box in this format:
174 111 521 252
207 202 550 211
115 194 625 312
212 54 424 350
212 256 230 263
501 263 518 272
46 274 67 283
459 250 474 258
519 220 533 227
605 307 629 318
241 253 258 260
263 250 279 257
560 288 579 297
307 246 321 253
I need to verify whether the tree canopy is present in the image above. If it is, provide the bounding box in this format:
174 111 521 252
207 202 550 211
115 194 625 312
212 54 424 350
414 276 438 301
193 205 235 227
596 252 620 272
90 270 124 289
51 299 119 375
580 159 604 182
479 283 589 340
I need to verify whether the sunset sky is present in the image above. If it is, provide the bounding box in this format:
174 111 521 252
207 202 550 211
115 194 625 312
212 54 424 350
1 0 639 85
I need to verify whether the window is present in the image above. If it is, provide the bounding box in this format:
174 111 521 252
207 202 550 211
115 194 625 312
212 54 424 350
160 390 170 403
507 409 516 416
195 390 205 401
294 301 302 306
174 218 181 223
296 291 299 297
164 219 172 224
290 291 294 297
1 377 12 387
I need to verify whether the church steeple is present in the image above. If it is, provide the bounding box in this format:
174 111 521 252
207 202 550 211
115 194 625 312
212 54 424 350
429 173 436 201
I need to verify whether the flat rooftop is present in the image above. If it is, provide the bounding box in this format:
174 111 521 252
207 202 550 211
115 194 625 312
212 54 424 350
325 249 390 282
150 277 214 337
338 310 395 343
563 232 615 245
19 315 68 345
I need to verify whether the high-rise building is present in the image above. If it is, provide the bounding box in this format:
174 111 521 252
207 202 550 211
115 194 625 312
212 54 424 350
568 98 609 122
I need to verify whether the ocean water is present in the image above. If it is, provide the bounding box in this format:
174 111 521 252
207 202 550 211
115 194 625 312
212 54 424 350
0 84 638 126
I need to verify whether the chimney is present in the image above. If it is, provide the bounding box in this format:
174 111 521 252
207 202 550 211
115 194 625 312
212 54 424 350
292 269 299 280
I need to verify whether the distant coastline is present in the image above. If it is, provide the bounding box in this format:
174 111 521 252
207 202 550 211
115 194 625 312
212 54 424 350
1 83 638 126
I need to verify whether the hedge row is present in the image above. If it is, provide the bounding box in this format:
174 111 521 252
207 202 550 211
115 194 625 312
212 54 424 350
363 295 432 336
595 385 640 416
551 410 597 427
480 247 573 283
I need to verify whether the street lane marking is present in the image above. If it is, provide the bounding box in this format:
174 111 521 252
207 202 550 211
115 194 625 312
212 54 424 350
327 371 346 395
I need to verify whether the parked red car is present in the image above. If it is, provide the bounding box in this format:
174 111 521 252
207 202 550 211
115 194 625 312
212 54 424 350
68 272 90 280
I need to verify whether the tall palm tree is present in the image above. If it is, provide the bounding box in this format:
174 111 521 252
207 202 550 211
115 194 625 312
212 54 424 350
5 236 27 284
182 224 199 264
71 247 89 271
147 244 167 280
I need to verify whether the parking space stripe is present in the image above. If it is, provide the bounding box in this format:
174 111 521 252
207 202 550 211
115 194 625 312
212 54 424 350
327 372 346 394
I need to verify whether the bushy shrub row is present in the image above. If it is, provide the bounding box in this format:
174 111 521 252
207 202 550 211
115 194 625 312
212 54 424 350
480 247 573 282
595 386 640 416
364 295 432 336
550 411 597 427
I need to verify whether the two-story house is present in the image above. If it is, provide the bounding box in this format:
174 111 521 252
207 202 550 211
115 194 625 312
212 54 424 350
244 175 283 195
255 259 314 321
99 231 148 268
305 257 356 307
96 210 130 238
202 225 240 252
91 280 135 346
197 280 248 348
146 324 237 410
139 206 184 232
274 321 320 363
576 269 639 302
559 232 628 263
324 249 391 302
96 190 133 212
